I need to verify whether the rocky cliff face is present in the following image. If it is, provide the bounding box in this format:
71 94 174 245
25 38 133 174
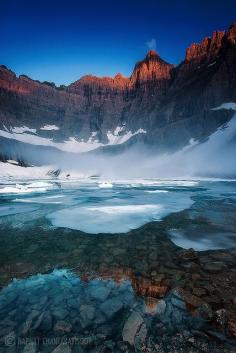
130 50 173 92
0 23 236 154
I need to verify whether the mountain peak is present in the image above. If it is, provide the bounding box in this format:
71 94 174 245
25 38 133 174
185 29 225 63
227 22 236 45
146 50 159 60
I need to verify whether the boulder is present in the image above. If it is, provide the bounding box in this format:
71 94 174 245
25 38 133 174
54 320 72 333
79 304 95 328
122 311 145 345
88 283 111 301
52 308 69 320
156 299 166 315
100 297 123 319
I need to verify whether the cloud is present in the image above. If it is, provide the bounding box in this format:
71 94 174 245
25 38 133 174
146 38 157 50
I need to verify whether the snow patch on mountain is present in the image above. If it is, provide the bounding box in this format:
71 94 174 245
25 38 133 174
0 126 146 153
40 125 60 131
11 126 37 134
107 127 146 145
212 102 236 110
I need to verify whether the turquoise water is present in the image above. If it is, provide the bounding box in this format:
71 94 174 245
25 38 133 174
0 179 236 352
0 179 236 250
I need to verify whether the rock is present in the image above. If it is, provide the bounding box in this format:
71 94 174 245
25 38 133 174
79 304 95 328
170 291 186 310
215 309 227 326
202 262 227 273
39 311 52 331
171 309 184 325
68 298 79 310
93 310 106 325
144 297 159 314
122 311 144 345
104 340 115 350
156 299 166 315
33 311 52 331
20 310 41 335
134 321 147 350
100 297 123 319
178 249 198 261
152 274 165 284
192 288 207 297
228 318 236 338
0 318 16 336
197 303 213 321
69 309 78 318
2 291 18 306
89 283 111 301
191 274 201 281
54 320 72 333
117 341 129 352
52 308 69 320
52 343 71 353
32 312 44 330
176 289 204 310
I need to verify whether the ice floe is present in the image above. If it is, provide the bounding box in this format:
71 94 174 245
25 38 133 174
98 182 113 188
0 181 54 194
145 190 169 193
47 191 193 234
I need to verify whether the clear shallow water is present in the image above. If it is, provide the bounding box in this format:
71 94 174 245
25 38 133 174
0 178 236 250
0 179 236 352
0 269 209 353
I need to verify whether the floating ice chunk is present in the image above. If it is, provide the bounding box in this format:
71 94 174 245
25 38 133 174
145 190 169 193
27 182 52 188
130 180 199 187
98 182 113 188
87 204 162 214
0 182 53 194
47 204 164 233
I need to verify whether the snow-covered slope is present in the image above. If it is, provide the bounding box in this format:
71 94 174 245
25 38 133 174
0 125 146 153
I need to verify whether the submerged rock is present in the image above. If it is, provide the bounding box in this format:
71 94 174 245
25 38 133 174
79 304 95 328
88 283 111 301
156 299 166 315
52 308 69 320
100 297 123 319
122 311 145 345
54 320 72 333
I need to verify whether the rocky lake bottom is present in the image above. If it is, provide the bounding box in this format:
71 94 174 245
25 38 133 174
0 179 236 352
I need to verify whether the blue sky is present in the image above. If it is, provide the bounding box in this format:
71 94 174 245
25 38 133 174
1 0 235 85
